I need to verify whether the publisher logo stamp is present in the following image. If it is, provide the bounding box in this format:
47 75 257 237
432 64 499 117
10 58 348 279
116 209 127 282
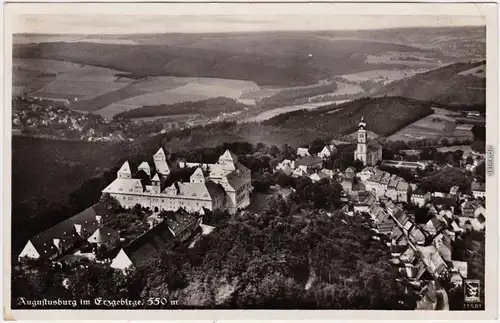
464 279 481 303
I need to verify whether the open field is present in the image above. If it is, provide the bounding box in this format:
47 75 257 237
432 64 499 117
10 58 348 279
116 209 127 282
387 108 474 142
338 68 429 86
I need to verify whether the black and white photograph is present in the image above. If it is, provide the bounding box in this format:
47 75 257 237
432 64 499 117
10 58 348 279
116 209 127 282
3 2 498 320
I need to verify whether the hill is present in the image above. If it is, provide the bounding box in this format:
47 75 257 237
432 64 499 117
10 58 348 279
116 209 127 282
13 36 432 87
372 61 486 106
263 96 434 136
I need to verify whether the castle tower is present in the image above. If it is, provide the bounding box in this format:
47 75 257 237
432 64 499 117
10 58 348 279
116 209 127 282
354 116 368 166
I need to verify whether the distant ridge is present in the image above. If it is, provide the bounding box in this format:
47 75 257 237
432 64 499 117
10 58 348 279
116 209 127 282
372 60 486 106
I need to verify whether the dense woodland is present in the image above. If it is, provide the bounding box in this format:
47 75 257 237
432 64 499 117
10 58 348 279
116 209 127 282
373 61 486 106
115 97 248 119
263 96 434 136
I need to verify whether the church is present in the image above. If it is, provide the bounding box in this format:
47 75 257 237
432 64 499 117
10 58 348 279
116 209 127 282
354 117 382 166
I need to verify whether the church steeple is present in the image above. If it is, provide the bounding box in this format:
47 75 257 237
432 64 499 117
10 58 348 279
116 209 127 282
355 116 368 165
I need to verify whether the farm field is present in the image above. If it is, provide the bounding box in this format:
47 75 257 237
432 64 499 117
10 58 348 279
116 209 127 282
338 68 429 85
387 108 474 142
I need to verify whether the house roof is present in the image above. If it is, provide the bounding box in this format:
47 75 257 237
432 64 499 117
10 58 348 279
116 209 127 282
451 260 468 278
87 226 119 244
432 196 456 207
417 245 448 277
154 147 167 159
122 222 175 268
296 147 310 155
377 219 395 234
396 181 409 191
410 227 426 244
391 226 404 241
29 204 113 259
165 212 199 236
295 155 322 167
471 181 485 192
152 173 160 182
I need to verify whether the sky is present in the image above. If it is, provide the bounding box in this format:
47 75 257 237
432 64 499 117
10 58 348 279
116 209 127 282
14 14 486 34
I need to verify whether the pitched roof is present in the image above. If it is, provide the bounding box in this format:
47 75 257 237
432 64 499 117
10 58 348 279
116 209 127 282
118 161 132 174
451 260 468 278
417 245 448 277
219 149 238 163
29 204 113 259
87 226 119 244
152 173 160 182
122 222 175 268
154 147 167 159
165 212 199 236
102 178 144 194
138 161 150 172
377 219 395 234
471 181 485 192
295 155 322 167
205 180 226 200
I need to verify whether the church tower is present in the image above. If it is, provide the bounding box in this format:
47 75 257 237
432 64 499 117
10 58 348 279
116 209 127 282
354 116 368 165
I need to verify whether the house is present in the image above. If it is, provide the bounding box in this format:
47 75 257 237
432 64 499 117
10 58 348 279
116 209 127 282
471 181 485 199
461 201 477 218
292 167 309 178
18 204 113 261
317 144 337 159
295 155 323 171
474 205 486 218
451 260 468 279
354 117 382 166
309 171 330 183
449 185 460 196
432 196 457 212
409 226 426 245
110 221 175 270
411 188 431 207
416 245 448 279
432 233 452 262
423 216 447 237
87 226 119 246
275 159 295 175
357 166 376 182
296 147 311 157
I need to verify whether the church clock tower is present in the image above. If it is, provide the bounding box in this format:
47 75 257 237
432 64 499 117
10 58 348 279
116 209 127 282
354 116 368 165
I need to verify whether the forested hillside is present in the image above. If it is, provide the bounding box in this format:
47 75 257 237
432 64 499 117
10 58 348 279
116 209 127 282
264 96 433 136
373 61 486 106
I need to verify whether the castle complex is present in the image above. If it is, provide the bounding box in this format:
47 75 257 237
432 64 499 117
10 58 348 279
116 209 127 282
102 148 252 214
354 117 382 166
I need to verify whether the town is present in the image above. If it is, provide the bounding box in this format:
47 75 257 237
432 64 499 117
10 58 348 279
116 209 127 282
16 116 486 310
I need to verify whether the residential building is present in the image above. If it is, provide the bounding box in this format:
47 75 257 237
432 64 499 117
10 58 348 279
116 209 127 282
18 204 113 261
295 155 323 172
309 170 331 183
471 181 486 199
354 117 382 166
461 201 477 218
103 149 252 214
296 147 311 157
317 144 337 159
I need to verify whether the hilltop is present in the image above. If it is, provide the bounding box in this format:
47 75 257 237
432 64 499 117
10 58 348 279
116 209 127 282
372 61 486 106
263 96 434 137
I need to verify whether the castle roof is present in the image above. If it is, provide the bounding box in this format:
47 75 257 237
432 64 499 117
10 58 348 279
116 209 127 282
118 161 132 174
